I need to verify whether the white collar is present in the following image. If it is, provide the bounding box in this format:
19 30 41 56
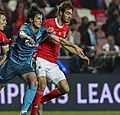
55 18 64 28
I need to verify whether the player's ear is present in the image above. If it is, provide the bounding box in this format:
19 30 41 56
59 11 63 16
29 18 33 23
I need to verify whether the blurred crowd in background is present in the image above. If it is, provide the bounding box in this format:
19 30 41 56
1 0 120 74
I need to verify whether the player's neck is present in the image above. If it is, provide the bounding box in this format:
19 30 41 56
30 24 38 33
57 16 64 26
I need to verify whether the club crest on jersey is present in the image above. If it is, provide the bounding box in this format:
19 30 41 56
58 32 61 36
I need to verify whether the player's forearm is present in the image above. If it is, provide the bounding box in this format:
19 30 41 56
60 38 75 47
63 45 85 59
62 45 78 56
51 34 75 47
19 31 30 40
0 54 7 65
50 34 62 43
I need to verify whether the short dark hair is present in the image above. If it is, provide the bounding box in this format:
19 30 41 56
81 16 88 21
58 1 74 13
27 5 44 23
88 21 96 27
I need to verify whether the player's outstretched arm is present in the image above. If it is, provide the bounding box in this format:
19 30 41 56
19 31 35 45
50 34 83 54
0 54 6 65
62 45 90 65
50 34 90 64
50 34 75 46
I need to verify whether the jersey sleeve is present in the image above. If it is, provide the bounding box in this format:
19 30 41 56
39 26 47 38
2 35 12 45
19 24 30 34
41 26 47 33
0 33 12 45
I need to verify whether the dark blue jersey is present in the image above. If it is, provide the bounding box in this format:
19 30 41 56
9 23 46 65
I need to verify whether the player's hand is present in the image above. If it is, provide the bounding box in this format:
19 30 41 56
27 36 35 45
79 55 90 65
2 45 9 54
74 45 90 65
47 27 54 34
74 45 84 56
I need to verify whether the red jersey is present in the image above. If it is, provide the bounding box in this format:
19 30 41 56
0 31 12 56
36 18 69 63
0 31 12 44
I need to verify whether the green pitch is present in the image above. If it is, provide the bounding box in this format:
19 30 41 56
0 111 120 115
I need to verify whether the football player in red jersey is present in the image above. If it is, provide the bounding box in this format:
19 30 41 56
0 11 12 66
31 2 89 115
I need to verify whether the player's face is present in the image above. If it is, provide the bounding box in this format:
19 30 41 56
0 15 7 31
62 9 73 23
33 14 43 28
